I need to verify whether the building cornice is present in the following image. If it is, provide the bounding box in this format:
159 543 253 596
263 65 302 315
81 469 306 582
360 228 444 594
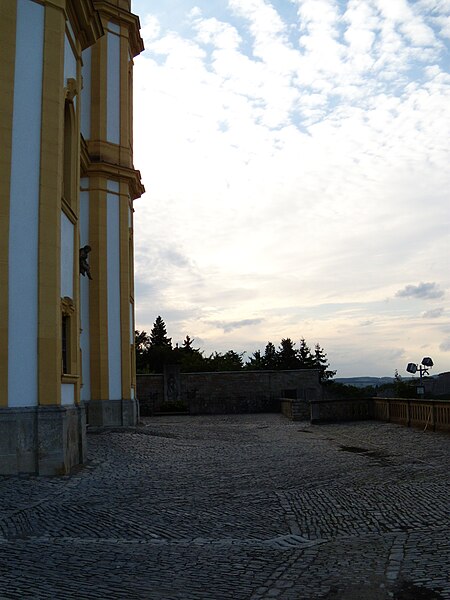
86 161 145 200
67 0 104 50
93 1 144 57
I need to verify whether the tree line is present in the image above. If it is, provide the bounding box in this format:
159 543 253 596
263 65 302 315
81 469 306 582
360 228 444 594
136 316 336 382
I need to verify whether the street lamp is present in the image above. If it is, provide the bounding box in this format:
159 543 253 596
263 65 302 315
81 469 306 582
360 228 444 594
406 357 433 395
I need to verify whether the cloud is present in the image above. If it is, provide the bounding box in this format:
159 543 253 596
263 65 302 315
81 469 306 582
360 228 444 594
386 348 406 361
422 307 445 319
396 282 445 300
360 320 374 327
439 338 450 352
212 318 264 333
131 0 450 376
158 247 191 269
140 14 161 43
193 17 242 50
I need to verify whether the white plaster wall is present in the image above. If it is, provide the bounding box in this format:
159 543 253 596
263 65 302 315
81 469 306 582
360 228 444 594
107 189 122 399
8 0 44 408
64 33 77 83
81 47 91 139
107 28 120 144
61 383 75 406
80 186 91 401
60 212 74 298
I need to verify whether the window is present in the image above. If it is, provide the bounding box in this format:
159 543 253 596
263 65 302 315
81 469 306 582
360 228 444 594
63 98 77 208
62 314 69 374
61 296 75 377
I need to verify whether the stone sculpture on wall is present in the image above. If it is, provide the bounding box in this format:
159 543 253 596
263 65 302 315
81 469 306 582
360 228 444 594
79 245 92 280
164 364 181 403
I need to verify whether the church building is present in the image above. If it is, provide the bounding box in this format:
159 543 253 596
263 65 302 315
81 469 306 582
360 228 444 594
0 0 145 475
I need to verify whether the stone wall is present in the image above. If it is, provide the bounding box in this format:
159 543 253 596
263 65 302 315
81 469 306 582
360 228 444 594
137 375 164 416
280 399 310 421
137 369 322 416
0 405 86 475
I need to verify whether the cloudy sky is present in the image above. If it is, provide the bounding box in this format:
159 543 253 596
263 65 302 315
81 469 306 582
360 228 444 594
130 0 450 377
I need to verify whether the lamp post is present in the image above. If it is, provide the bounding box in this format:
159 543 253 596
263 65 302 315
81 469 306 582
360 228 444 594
406 357 433 396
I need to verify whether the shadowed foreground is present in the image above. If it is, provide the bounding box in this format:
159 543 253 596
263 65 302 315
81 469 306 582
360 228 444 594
0 414 449 599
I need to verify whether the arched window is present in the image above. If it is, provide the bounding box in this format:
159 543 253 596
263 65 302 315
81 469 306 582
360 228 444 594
63 98 77 207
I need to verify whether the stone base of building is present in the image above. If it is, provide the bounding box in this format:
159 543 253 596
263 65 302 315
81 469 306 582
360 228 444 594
87 398 139 428
0 404 87 476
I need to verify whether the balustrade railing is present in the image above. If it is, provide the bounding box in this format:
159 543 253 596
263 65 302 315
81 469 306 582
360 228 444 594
303 397 450 431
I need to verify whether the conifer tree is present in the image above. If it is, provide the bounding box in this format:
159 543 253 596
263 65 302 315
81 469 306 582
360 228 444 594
313 343 336 381
175 335 208 372
182 335 196 351
298 338 315 369
246 350 265 370
144 316 174 372
278 338 300 370
149 316 172 348
263 342 278 369
207 350 244 371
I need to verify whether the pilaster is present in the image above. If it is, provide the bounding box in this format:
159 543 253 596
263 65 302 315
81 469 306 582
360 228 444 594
90 30 108 143
120 181 131 400
88 177 110 401
38 2 66 407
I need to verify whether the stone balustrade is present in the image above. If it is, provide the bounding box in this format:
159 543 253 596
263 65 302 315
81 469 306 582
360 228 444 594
309 397 450 432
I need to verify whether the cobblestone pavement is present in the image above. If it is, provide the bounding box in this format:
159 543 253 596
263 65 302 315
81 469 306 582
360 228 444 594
0 415 449 600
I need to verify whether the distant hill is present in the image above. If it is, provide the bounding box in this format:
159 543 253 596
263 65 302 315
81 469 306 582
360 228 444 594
334 377 394 388
335 374 443 388
334 373 449 398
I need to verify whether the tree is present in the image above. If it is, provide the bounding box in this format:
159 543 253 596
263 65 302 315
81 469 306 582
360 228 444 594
137 322 336 378
278 338 300 370
149 316 172 348
393 369 416 398
174 335 208 372
135 330 151 373
313 343 336 381
297 338 315 369
323 381 363 399
245 350 265 370
207 350 244 371
135 330 150 353
181 335 196 352
145 316 174 373
263 342 278 369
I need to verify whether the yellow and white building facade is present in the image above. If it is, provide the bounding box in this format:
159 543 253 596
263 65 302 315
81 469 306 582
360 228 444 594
0 0 144 475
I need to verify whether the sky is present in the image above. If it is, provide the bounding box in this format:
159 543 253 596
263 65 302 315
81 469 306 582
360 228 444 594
130 0 450 377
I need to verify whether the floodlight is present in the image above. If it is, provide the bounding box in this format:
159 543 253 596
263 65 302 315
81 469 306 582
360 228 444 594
406 363 418 374
421 357 433 367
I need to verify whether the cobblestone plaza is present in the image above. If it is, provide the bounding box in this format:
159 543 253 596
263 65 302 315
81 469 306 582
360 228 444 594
0 414 448 599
